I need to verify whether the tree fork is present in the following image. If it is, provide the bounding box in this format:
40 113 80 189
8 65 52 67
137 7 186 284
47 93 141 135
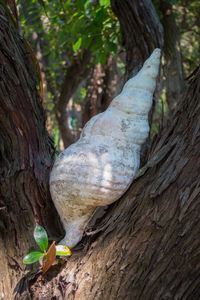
2 0 200 299
15 1 200 300
16 66 200 300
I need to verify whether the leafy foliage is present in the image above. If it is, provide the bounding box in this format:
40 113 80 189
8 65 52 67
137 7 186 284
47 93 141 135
18 0 120 91
173 0 200 74
18 0 121 149
18 0 200 142
153 0 200 76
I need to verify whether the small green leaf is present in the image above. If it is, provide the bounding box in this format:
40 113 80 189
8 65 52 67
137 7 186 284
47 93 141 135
56 245 71 256
72 37 82 52
23 251 44 264
84 0 90 9
99 0 110 7
34 226 48 252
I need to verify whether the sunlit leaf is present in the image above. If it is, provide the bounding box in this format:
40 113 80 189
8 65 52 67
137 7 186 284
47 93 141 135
34 225 48 252
84 0 90 9
99 0 110 7
72 37 82 52
23 251 44 264
56 245 71 256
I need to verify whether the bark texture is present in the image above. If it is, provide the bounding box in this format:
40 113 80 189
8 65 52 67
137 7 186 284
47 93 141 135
111 0 163 78
14 1 200 299
16 66 200 300
17 66 200 300
0 5 63 300
160 0 185 112
111 0 164 164
2 0 200 299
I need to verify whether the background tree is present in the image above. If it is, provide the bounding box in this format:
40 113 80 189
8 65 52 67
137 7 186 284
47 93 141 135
19 0 122 148
19 0 200 144
159 0 185 112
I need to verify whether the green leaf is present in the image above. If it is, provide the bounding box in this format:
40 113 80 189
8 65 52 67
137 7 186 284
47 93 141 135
34 225 48 252
72 37 82 52
107 42 117 54
56 245 71 256
76 0 84 10
94 8 106 23
99 52 107 65
99 0 110 7
84 0 90 9
23 251 44 264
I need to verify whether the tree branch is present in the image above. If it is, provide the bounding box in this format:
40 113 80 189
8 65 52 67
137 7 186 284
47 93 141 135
55 50 92 148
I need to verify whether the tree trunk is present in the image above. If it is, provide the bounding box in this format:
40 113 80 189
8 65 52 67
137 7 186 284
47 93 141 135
2 1 200 299
102 55 122 109
82 63 104 126
55 50 92 148
0 5 63 300
82 55 121 127
111 0 163 78
111 0 164 163
159 0 185 113
16 66 200 300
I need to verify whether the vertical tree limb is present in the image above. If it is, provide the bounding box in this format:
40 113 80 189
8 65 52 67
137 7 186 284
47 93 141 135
160 0 185 112
0 5 63 299
111 0 163 78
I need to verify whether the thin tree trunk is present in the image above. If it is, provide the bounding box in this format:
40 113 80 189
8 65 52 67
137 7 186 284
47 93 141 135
160 0 185 112
101 55 122 111
0 5 63 299
55 50 92 148
82 63 104 126
82 56 122 126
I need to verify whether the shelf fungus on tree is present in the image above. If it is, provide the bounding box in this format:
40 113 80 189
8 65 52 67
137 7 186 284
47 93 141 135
50 48 161 248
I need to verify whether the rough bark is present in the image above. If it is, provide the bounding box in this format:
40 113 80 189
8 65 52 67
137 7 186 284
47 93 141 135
13 1 200 299
160 0 185 112
3 0 200 299
111 0 163 78
16 65 200 300
111 0 164 163
0 5 63 300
